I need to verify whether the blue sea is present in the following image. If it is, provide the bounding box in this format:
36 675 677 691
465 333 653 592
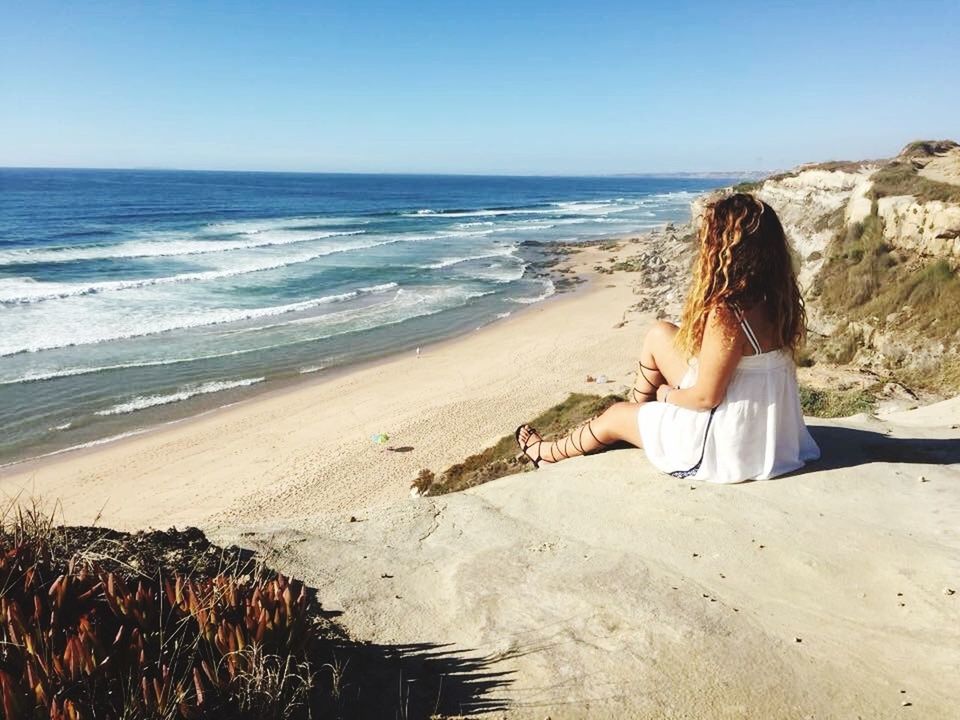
0 169 732 464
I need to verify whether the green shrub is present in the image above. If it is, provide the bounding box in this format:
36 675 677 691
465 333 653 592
869 161 960 203
799 385 876 417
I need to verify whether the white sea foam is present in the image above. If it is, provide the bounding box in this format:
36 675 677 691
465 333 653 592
402 207 550 218
0 229 366 266
469 264 526 284
1 350 256 385
0 282 400 357
95 377 265 417
0 246 393 304
298 366 324 374
402 198 656 221
509 279 556 305
238 285 494 335
202 216 359 234
552 200 645 216
0 428 152 469
419 246 518 270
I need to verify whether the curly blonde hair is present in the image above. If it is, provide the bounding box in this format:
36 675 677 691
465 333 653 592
675 193 806 358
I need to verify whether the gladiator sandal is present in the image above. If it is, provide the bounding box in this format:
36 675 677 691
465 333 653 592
522 417 613 466
515 424 544 468
630 361 661 403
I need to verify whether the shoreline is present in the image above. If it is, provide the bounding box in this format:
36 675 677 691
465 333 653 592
0 235 601 473
0 227 667 473
0 275 580 474
0 237 659 530
0 228 641 470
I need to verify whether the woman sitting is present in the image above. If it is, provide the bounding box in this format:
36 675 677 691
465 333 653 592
515 193 820 484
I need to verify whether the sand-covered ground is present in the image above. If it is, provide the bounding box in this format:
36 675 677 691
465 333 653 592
2 234 958 718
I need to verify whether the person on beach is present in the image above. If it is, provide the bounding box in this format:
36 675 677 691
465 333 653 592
515 193 820 483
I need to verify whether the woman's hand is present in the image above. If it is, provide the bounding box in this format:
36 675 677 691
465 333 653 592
656 384 673 403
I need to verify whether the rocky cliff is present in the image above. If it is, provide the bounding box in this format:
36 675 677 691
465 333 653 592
711 140 960 391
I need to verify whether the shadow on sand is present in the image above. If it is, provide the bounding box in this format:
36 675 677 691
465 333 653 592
804 424 960 472
317 639 513 718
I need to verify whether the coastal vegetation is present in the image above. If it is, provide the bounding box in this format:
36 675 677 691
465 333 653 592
0 505 494 719
814 204 960 372
869 160 960 204
0 508 326 719
414 393 624 495
798 385 876 418
740 139 960 393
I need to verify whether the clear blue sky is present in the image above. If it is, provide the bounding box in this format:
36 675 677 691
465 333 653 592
1 0 958 174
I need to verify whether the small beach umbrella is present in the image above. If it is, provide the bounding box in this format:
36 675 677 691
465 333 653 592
370 432 390 447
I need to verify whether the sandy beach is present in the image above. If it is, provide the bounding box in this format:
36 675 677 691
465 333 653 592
0 242 650 530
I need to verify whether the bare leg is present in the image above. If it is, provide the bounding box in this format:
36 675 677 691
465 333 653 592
515 321 691 467
629 321 688 402
517 402 646 465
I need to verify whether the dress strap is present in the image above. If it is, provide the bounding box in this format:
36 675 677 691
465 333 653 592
731 303 762 355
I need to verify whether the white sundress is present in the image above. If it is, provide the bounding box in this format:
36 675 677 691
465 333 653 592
637 314 821 484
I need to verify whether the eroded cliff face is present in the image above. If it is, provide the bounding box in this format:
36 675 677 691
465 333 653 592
698 140 960 386
876 196 960 258
754 167 874 291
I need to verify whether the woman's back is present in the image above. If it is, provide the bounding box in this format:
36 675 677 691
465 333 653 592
637 193 820 483
513 192 821 481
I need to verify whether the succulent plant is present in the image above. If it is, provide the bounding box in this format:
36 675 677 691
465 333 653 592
0 534 317 719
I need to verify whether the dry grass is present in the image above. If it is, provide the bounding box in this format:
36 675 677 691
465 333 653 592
799 385 877 418
732 180 763 193
812 193 960 390
610 257 645 272
815 210 896 310
898 139 959 159
812 205 847 233
870 161 960 203
803 159 877 173
1 498 510 717
416 393 624 495
895 356 960 394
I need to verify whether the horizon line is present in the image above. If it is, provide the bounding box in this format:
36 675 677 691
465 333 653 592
0 164 772 179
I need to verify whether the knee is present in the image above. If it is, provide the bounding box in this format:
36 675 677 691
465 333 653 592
643 321 678 349
594 402 638 442
598 401 636 427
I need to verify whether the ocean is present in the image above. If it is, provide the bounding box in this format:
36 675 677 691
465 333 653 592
0 169 732 465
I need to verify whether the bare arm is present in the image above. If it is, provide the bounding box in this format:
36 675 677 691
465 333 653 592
656 306 742 411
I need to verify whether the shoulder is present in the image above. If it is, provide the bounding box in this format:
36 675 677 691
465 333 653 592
705 303 741 330
702 303 743 348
